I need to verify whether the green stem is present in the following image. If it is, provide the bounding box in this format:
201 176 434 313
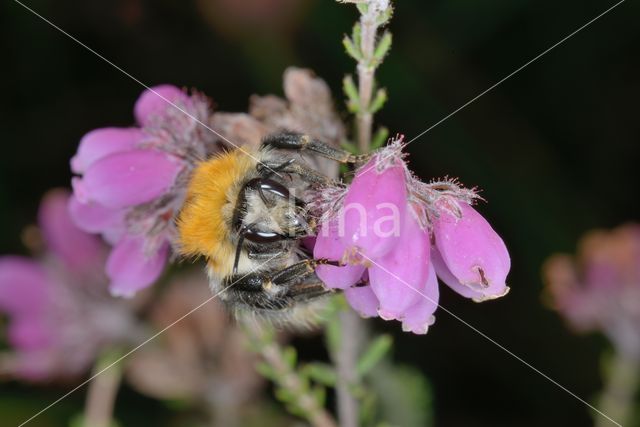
595 352 639 427
83 348 124 427
355 4 381 153
243 324 338 427
334 310 365 427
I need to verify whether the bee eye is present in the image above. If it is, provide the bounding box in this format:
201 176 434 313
258 178 290 200
243 228 286 244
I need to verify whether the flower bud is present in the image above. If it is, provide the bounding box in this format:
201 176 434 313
432 202 510 302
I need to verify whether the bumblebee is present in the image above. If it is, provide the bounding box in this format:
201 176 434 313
177 133 363 318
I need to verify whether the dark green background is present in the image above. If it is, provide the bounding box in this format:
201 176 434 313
1 0 638 425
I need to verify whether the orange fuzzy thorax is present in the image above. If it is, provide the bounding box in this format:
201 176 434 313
177 150 255 275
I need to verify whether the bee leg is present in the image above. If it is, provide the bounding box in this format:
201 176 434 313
259 159 334 185
247 251 286 260
222 272 292 310
262 132 371 165
270 258 339 288
269 259 338 301
223 261 336 311
286 280 334 302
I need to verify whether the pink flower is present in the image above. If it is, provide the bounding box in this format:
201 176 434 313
312 139 510 334
0 190 136 380
544 224 640 358
431 202 510 302
70 85 219 296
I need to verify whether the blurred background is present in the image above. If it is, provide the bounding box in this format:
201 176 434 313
1 0 639 426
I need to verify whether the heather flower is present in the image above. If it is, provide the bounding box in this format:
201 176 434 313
431 201 511 302
0 190 137 380
543 224 640 358
312 138 510 334
70 85 219 297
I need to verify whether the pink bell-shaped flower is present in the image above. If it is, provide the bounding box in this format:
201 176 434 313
431 202 510 302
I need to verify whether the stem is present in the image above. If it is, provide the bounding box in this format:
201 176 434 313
261 341 338 427
355 7 380 153
595 352 639 427
83 349 124 427
244 324 337 427
335 310 365 427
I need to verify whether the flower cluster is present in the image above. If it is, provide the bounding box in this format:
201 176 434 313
0 190 137 380
70 85 218 296
311 140 511 334
544 224 640 358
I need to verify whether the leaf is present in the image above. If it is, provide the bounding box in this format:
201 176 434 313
255 361 277 380
275 386 295 403
369 88 387 114
283 346 297 368
359 389 378 426
313 386 327 407
356 334 393 378
369 363 434 427
343 75 360 113
371 127 389 149
377 6 393 25
357 3 369 15
343 36 362 61
341 141 358 154
303 362 338 386
374 31 392 63
286 402 307 418
352 22 362 47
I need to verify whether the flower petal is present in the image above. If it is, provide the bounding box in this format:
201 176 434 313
0 256 50 316
134 85 188 126
401 264 439 334
39 189 105 272
344 284 379 318
68 195 124 235
82 149 182 209
71 127 144 174
8 317 53 350
432 202 510 301
106 236 169 297
314 221 365 289
368 214 430 320
340 157 407 258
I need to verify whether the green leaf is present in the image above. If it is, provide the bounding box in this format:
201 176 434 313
369 88 387 114
352 22 362 47
369 363 434 427
283 346 297 368
343 36 362 61
371 127 389 149
359 389 378 426
255 361 277 380
357 3 369 15
313 386 327 407
374 31 392 63
356 334 393 378
341 140 358 154
303 362 338 386
343 75 360 113
286 403 307 418
275 387 295 403
377 6 393 25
